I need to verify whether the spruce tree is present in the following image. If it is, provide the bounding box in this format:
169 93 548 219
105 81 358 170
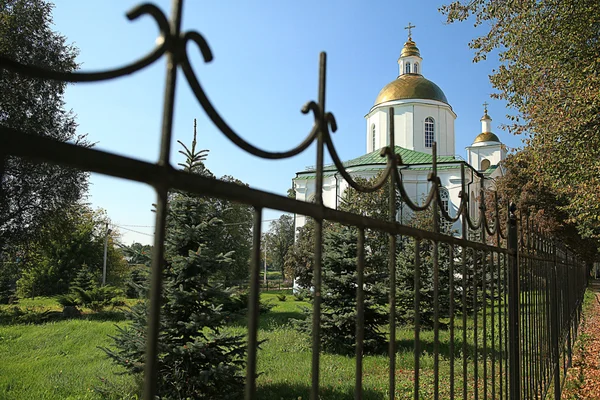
302 224 388 356
104 122 246 399
395 207 458 327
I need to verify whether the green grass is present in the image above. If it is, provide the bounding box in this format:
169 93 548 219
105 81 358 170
0 294 509 399
0 318 138 399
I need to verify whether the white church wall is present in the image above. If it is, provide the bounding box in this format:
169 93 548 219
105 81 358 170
412 104 455 156
466 143 503 170
367 100 455 155
366 108 391 152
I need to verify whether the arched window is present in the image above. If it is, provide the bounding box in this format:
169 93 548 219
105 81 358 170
481 159 491 170
371 124 376 151
425 117 435 148
413 63 419 74
405 62 411 74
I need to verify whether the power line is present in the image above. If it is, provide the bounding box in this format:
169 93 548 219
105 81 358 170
116 225 155 237
113 217 288 236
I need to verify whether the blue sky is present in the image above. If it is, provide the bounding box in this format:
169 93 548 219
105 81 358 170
50 0 520 245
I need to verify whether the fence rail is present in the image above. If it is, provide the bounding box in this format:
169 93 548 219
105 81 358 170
0 1 588 399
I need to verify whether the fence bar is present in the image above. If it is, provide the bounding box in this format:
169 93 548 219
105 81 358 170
143 1 183 398
245 207 263 399
449 245 455 400
388 107 397 400
414 239 421 400
483 251 489 400
507 203 520 400
474 249 479 400
432 143 440 400
478 184 486 400
498 251 504 400
355 228 365 400
460 165 468 399
310 52 327 400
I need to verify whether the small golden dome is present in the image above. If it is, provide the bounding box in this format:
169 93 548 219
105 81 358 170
473 132 500 143
400 39 421 57
374 74 448 106
480 113 492 121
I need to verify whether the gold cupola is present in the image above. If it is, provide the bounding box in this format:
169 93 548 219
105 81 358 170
374 24 449 106
473 103 500 143
396 23 423 77
400 39 421 58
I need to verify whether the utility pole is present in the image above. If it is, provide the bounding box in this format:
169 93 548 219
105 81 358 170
103 223 112 286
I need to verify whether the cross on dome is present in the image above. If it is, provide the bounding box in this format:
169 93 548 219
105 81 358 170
404 22 416 40
483 101 489 114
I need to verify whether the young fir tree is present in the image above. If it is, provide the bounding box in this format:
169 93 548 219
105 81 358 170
395 205 460 327
299 223 388 356
104 121 246 399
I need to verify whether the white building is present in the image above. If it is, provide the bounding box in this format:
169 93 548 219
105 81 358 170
293 30 506 231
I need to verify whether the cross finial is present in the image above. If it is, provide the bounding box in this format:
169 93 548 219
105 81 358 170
404 22 416 40
483 101 489 114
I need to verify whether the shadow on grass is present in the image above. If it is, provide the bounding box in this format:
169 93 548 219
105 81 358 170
257 382 385 399
230 310 307 331
0 307 127 326
396 336 504 360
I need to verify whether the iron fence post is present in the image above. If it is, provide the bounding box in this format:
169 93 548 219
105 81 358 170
551 240 561 400
507 203 521 400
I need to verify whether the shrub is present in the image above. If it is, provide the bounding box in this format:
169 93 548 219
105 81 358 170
276 293 287 302
72 285 122 312
56 293 80 308
294 289 309 302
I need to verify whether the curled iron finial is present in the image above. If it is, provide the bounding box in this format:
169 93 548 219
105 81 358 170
0 3 170 82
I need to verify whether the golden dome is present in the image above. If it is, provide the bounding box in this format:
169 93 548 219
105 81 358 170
480 113 491 121
400 39 421 57
473 132 500 143
374 74 448 106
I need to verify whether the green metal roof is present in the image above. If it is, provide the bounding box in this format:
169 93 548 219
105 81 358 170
301 146 456 174
294 146 459 181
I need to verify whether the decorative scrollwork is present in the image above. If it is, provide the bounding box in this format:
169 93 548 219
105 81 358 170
0 0 508 240
0 4 169 82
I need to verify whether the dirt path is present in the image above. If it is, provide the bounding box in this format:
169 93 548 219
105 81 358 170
562 282 600 399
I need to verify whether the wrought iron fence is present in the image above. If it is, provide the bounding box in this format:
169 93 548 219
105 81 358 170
0 1 587 399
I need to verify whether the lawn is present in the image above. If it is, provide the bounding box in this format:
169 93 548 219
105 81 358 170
0 299 138 399
0 293 507 399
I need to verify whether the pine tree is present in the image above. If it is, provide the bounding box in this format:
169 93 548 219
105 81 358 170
104 121 246 399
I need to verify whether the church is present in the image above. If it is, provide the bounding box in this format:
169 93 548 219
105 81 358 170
293 26 506 231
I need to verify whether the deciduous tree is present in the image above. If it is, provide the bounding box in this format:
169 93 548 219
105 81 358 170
441 0 600 243
0 0 90 250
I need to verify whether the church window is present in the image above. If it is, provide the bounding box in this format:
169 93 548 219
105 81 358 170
405 62 411 74
371 124 376 151
425 117 435 148
414 63 419 74
481 159 491 170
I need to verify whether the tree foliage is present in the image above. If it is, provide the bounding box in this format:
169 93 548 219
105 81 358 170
15 204 127 297
284 218 315 289
264 214 295 281
0 0 90 250
441 0 600 244
493 148 598 260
